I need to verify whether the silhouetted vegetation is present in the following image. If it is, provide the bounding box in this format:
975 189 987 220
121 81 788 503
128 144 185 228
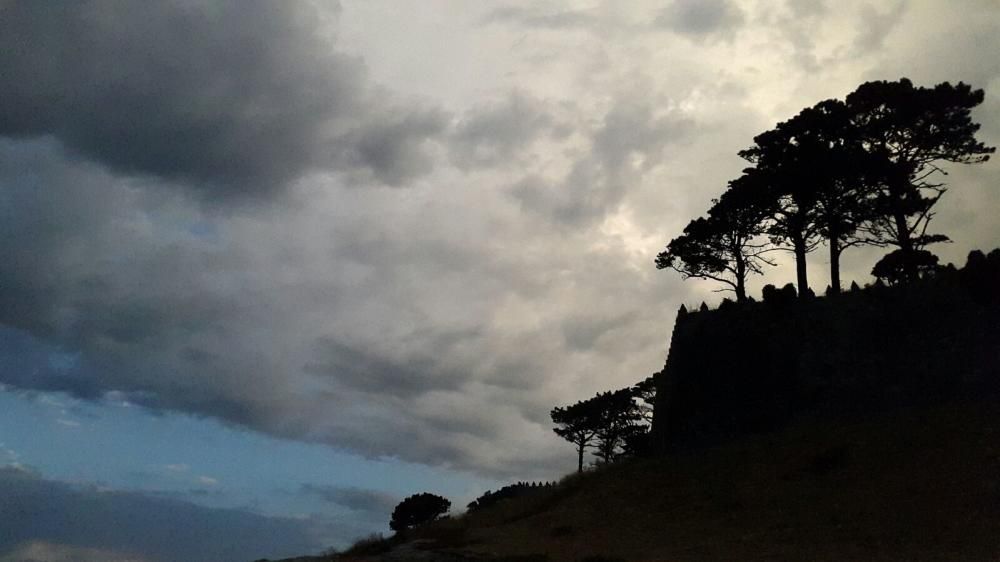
550 382 654 470
645 77 996 458
340 533 398 557
739 99 877 295
389 493 451 533
631 376 655 424
657 78 994 295
963 249 1000 305
654 185 775 302
550 401 600 473
590 389 643 464
871 248 940 285
651 249 1000 452
467 482 557 513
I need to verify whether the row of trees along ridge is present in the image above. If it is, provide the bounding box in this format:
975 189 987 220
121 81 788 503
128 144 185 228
550 377 655 472
656 78 994 300
548 78 994 472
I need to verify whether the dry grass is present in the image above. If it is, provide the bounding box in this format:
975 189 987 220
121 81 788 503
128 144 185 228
339 534 397 558
412 399 1000 562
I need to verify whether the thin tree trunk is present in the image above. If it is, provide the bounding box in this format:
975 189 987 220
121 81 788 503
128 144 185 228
889 169 917 283
829 232 841 295
735 255 747 303
577 441 584 473
893 208 916 283
793 235 809 298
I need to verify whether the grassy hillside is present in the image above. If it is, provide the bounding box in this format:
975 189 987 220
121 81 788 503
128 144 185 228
325 398 1000 562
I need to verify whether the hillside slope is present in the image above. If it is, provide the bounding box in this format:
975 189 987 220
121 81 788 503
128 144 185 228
329 398 1000 562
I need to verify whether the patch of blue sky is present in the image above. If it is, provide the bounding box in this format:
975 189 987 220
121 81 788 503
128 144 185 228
0 387 499 523
186 219 220 241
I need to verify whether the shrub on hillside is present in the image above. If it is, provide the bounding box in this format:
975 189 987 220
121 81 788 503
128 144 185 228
762 283 797 305
341 533 396 557
467 482 556 512
389 493 450 533
962 249 1000 304
872 249 940 285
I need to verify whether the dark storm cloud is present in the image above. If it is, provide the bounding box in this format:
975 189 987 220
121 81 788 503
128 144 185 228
305 337 466 396
852 3 908 55
0 1 443 199
654 0 744 38
0 327 104 400
449 94 567 170
0 138 199 350
299 484 397 517
0 466 324 562
0 138 294 428
560 311 639 352
336 107 449 186
512 95 692 224
0 138 567 477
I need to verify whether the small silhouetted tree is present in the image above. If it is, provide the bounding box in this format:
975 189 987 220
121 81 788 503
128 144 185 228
656 182 775 302
763 283 797 306
591 388 644 464
761 284 779 303
620 425 652 458
551 400 601 473
466 482 553 513
961 249 1000 304
872 248 940 286
389 493 450 533
962 250 1000 304
632 375 656 424
781 283 798 300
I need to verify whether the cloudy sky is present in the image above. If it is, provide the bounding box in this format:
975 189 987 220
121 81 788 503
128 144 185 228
1 0 998 560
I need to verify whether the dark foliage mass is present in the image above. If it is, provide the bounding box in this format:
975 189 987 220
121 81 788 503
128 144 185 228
389 493 451 533
466 481 557 513
650 249 1000 452
871 248 941 285
550 380 655 471
657 78 994 297
963 249 1000 305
